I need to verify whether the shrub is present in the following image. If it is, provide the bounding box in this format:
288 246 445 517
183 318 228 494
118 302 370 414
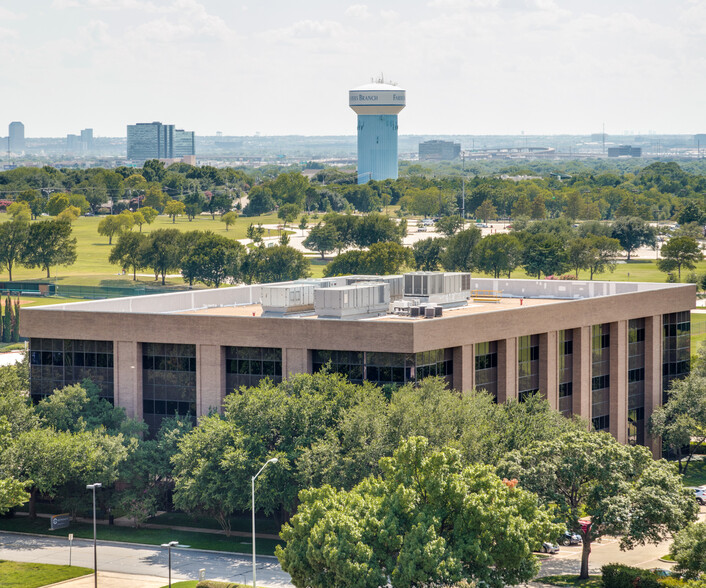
602 563 661 588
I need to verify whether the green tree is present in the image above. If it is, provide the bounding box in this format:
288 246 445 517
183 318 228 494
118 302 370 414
143 228 183 285
277 436 561 588
109 231 148 280
181 231 247 288
498 428 698 580
670 522 706 580
45 193 70 216
475 199 497 223
677 201 705 226
143 185 167 212
511 193 532 218
658 236 703 280
436 215 464 237
56 205 81 224
16 189 44 219
585 234 622 279
611 216 656 261
323 250 367 276
164 200 186 223
140 205 158 226
246 223 265 244
244 185 276 216
565 237 592 278
3 297 11 344
521 232 567 278
271 172 309 208
7 202 31 222
23 220 77 278
0 218 29 281
278 203 301 228
440 227 482 272
131 210 146 232
97 214 131 245
243 245 310 284
221 211 238 231
0 418 29 514
412 237 445 271
474 233 523 278
354 213 403 248
172 415 249 535
359 242 412 275
649 374 706 475
303 222 340 259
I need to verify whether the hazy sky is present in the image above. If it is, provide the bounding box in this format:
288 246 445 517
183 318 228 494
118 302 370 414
1 0 704 138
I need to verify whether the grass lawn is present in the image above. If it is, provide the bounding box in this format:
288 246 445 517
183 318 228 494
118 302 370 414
162 583 269 588
680 459 706 487
0 516 283 556
692 311 706 350
0 560 92 588
0 212 285 285
161 583 198 588
536 574 603 588
145 512 280 536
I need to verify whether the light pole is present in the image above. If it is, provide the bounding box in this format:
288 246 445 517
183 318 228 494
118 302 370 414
86 482 102 588
161 541 179 587
252 457 278 588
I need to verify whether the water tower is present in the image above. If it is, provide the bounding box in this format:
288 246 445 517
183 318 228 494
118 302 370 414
349 80 406 184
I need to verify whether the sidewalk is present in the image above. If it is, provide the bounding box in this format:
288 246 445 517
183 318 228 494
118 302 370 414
46 571 167 588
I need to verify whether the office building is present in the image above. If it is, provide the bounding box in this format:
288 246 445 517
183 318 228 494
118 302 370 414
349 81 406 183
21 274 694 453
419 140 461 161
127 121 195 160
608 145 642 157
8 121 25 154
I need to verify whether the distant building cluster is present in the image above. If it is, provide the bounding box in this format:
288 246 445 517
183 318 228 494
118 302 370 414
419 139 461 161
66 128 93 153
127 121 195 161
607 145 642 158
8 121 24 154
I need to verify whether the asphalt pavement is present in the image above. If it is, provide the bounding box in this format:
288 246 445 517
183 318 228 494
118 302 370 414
0 531 293 587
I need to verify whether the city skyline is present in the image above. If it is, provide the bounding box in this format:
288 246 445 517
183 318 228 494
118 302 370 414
1 1 704 138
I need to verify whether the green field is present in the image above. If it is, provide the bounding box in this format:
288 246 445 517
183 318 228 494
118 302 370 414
0 560 92 588
0 516 283 556
0 212 288 287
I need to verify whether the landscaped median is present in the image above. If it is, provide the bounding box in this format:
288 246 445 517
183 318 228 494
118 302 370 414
0 514 283 556
0 560 93 588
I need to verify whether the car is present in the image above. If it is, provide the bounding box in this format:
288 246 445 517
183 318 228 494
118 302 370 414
689 486 706 505
560 531 582 545
648 568 673 578
417 226 427 232
541 542 559 554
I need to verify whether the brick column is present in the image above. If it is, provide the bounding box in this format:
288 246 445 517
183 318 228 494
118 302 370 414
609 320 628 444
644 315 663 457
283 347 309 378
572 326 592 425
497 337 517 403
114 341 142 420
197 344 225 417
540 331 558 410
452 344 474 393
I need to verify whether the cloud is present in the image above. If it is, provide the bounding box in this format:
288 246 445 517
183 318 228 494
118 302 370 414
345 4 370 19
427 0 499 9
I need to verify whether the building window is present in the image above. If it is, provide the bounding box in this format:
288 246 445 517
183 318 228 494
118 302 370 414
663 311 690 396
225 347 282 391
312 349 453 388
29 338 114 404
518 335 540 401
559 330 573 416
628 318 646 446
142 343 196 435
475 341 498 399
591 324 610 431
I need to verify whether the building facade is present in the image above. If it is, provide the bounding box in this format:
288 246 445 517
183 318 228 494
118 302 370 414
21 276 694 453
349 82 406 183
419 140 461 161
8 121 25 154
608 145 642 157
127 122 195 160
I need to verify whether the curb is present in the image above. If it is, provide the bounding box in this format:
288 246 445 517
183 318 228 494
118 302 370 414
0 529 282 562
41 574 93 588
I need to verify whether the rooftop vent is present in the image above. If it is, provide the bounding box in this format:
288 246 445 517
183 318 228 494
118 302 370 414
261 284 315 316
346 275 404 300
403 272 471 307
314 282 390 319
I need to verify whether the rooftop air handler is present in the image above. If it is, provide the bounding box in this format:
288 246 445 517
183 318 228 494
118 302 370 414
349 81 406 184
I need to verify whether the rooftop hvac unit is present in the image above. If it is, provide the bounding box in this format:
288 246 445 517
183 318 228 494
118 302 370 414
261 284 315 315
346 275 404 300
403 272 471 307
424 306 436 319
410 306 421 317
314 282 390 319
434 306 443 317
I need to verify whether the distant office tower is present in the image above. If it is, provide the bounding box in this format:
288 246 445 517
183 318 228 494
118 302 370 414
419 140 461 161
8 121 25 154
607 145 642 158
66 134 81 152
81 128 93 151
127 122 195 160
349 81 405 184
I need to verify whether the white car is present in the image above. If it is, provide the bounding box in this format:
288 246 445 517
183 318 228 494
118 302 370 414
689 486 706 505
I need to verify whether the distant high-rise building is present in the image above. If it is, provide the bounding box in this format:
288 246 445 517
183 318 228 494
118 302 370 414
66 128 94 153
607 145 641 158
81 128 94 151
349 81 406 184
419 140 461 161
66 134 81 152
127 121 195 160
8 121 25 154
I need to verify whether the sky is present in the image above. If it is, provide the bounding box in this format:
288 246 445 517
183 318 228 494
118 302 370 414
1 0 705 138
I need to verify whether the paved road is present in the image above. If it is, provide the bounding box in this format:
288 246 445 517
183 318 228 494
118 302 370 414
0 531 293 587
0 350 24 367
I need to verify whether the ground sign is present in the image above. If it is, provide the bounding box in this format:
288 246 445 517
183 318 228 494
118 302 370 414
50 513 70 530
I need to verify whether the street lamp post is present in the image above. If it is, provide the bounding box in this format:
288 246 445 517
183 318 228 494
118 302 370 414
161 541 179 587
85 483 102 588
252 458 278 588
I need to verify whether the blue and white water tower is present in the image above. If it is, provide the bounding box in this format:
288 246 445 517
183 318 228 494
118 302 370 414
349 81 406 184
